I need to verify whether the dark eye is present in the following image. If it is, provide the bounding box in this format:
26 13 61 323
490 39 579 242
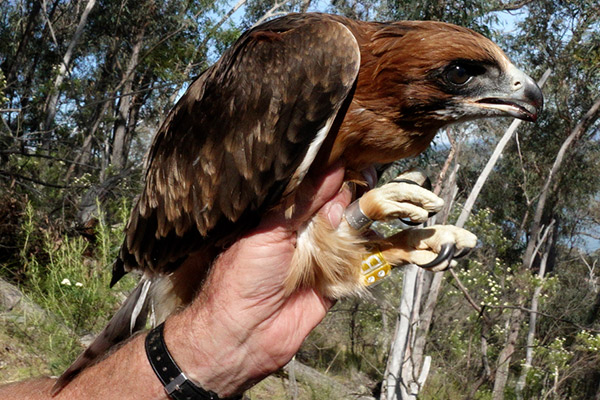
446 65 472 85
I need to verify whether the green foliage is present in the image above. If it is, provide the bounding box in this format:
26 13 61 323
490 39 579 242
2 200 136 376
212 25 243 56
386 0 500 34
574 330 600 353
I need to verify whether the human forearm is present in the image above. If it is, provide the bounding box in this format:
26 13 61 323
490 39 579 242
0 333 163 399
60 333 164 399
0 313 254 399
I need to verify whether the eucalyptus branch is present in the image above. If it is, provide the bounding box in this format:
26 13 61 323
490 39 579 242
82 81 184 109
450 273 600 334
495 0 536 11
0 150 100 169
526 220 556 269
0 170 87 189
448 269 489 322
253 1 291 27
514 132 531 206
40 0 59 47
482 305 600 333
433 129 458 196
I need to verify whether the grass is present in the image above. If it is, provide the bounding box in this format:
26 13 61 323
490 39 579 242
0 200 136 382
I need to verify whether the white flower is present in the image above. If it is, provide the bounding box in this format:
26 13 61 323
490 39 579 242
75 282 83 287
61 278 72 286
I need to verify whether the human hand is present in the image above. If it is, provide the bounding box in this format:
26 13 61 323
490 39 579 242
166 163 351 397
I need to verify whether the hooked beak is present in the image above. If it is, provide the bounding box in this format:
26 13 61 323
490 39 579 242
474 64 543 122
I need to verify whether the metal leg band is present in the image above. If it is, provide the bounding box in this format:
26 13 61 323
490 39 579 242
344 200 373 232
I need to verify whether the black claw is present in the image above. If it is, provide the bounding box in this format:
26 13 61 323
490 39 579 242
390 177 432 191
417 243 456 270
390 178 419 185
400 218 423 226
390 178 438 225
454 247 472 259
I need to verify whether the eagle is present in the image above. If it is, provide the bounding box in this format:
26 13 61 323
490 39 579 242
54 12 542 392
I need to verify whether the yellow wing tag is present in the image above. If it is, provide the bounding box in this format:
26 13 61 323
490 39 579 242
361 250 392 286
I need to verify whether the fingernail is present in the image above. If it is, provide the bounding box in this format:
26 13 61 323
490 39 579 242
328 203 344 228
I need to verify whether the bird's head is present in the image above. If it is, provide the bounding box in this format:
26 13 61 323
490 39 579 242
358 21 543 130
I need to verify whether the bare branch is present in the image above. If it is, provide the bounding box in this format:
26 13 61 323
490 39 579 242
524 96 600 264
433 129 458 195
494 0 536 11
253 2 291 27
0 150 100 169
448 269 485 317
526 220 556 269
40 0 59 47
483 305 600 333
0 170 86 189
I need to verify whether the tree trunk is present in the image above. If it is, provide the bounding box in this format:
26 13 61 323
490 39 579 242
515 222 555 399
4 0 42 89
287 357 298 400
410 163 460 373
492 308 523 400
110 27 145 170
382 264 419 400
65 39 121 181
522 96 600 264
43 0 97 132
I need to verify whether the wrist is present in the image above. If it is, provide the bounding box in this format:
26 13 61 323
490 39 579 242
164 299 269 398
146 323 242 400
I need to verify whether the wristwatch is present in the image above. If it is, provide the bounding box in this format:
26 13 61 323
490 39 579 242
145 323 243 400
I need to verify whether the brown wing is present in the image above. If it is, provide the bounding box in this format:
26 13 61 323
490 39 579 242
112 14 361 283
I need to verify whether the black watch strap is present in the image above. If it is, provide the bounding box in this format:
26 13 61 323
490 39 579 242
145 323 242 400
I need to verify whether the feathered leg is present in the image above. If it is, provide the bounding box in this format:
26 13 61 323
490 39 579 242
287 171 477 298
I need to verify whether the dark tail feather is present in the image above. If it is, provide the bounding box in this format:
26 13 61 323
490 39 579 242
110 257 127 288
51 278 152 395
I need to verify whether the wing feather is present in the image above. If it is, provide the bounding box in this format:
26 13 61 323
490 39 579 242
114 14 361 280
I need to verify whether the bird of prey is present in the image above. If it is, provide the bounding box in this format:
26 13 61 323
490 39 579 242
54 12 542 391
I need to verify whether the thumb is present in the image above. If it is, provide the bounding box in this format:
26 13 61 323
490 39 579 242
288 162 347 225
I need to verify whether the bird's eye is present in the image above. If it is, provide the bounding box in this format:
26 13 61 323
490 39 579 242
446 65 472 85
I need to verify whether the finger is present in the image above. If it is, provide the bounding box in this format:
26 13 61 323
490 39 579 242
320 186 352 229
292 162 346 221
259 163 346 229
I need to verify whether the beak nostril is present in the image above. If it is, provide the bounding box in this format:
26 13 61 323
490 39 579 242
513 80 522 90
